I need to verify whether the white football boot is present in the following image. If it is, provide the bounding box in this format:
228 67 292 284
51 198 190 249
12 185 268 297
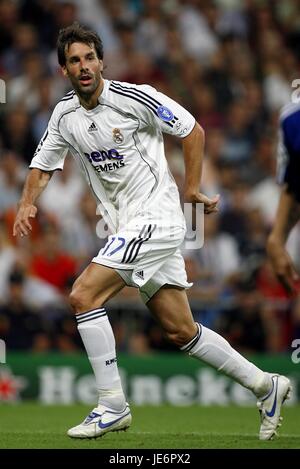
257 374 292 440
67 403 132 439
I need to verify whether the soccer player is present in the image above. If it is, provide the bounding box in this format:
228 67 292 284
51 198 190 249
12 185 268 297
13 23 291 441
267 102 300 294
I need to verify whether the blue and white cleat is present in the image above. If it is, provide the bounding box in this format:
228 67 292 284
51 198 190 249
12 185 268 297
67 403 132 439
257 374 292 441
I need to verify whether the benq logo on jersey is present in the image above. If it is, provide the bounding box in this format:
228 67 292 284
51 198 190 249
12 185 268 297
84 148 125 173
157 105 174 122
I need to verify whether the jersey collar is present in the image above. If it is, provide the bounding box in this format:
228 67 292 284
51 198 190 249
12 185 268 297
97 78 110 104
79 79 109 115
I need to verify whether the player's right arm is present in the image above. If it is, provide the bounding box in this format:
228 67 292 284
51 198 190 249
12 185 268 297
13 169 53 237
13 100 69 237
267 106 300 293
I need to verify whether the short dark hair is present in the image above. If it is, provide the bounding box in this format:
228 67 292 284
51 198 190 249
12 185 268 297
57 22 103 66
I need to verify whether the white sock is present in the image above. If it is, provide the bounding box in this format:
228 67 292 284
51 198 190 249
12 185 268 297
181 323 272 397
76 307 126 411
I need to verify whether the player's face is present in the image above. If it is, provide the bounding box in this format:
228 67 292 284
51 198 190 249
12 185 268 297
62 42 103 97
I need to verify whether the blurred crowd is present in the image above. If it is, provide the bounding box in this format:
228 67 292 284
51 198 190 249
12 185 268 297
1 0 300 355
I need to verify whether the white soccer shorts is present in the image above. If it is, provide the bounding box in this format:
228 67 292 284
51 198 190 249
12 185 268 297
92 220 192 303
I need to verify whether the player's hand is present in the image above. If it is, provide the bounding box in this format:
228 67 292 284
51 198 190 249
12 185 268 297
184 192 220 214
13 204 37 237
267 238 299 295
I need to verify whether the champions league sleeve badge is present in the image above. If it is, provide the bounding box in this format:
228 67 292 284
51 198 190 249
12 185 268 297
113 128 124 144
156 105 174 122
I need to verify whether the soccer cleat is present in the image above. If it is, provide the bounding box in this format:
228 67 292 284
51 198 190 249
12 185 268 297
67 403 132 439
257 374 292 441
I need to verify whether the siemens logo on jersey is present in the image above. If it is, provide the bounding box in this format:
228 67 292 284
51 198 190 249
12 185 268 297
84 149 125 173
84 148 125 173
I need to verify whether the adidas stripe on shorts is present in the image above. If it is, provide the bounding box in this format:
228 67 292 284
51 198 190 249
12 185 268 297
92 220 192 303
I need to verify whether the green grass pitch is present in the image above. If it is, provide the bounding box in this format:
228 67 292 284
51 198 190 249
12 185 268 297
0 403 299 449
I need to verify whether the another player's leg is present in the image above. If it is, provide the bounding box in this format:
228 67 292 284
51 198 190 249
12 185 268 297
67 263 131 439
147 286 291 440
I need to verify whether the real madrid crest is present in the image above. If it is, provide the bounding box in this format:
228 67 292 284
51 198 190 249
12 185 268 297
112 128 124 144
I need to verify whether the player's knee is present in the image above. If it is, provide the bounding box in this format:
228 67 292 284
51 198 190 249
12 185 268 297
69 284 90 312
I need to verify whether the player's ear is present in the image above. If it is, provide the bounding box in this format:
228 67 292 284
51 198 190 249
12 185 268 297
99 60 104 73
61 66 68 77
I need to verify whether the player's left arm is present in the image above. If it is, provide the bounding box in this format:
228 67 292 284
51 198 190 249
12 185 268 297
131 83 219 212
130 85 219 213
182 122 219 214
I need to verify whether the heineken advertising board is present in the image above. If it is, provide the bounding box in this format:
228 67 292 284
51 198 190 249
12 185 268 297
0 353 299 405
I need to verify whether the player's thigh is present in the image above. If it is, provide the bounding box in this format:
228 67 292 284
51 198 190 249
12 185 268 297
70 262 126 311
147 286 197 341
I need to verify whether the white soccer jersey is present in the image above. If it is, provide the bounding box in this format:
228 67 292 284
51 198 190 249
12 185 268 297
30 79 196 232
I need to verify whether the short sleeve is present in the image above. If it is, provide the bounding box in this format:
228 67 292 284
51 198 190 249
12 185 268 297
29 106 69 171
109 81 196 138
277 108 300 201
